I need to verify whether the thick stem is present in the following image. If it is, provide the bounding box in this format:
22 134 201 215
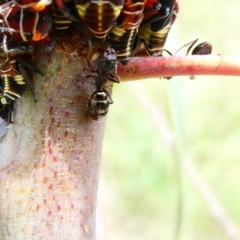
0 32 106 239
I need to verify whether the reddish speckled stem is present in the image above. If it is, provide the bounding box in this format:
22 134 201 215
118 55 240 81
0 33 105 239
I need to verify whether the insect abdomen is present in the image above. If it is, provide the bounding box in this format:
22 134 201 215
89 89 112 120
51 0 76 31
108 0 145 64
76 0 124 39
138 0 179 56
0 74 26 104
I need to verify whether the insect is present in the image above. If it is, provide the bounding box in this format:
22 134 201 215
12 0 51 10
189 41 212 56
167 38 213 57
0 66 28 124
186 39 212 80
0 34 43 123
0 98 14 124
88 88 113 120
76 0 124 40
94 46 120 84
0 1 52 45
108 0 145 65
51 0 76 33
135 0 179 56
44 0 78 50
0 58 41 105
169 39 212 80
161 39 212 80
86 47 119 120
12 0 76 23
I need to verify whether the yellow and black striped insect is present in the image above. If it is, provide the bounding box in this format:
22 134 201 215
51 0 77 33
45 0 78 50
108 0 145 65
0 34 43 123
76 0 124 40
135 0 179 57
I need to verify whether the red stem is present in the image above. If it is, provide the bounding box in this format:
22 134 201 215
118 55 240 81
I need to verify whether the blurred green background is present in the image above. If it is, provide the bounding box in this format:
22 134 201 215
97 0 240 239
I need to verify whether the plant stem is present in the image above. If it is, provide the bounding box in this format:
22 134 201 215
0 32 105 239
118 55 240 81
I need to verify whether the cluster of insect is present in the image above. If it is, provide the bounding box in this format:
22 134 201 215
0 0 212 124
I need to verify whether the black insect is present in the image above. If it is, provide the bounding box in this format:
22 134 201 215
86 47 120 120
88 88 113 120
173 38 212 56
186 39 212 56
162 39 212 80
184 39 212 80
0 97 13 123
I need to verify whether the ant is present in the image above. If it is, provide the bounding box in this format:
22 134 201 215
85 46 120 120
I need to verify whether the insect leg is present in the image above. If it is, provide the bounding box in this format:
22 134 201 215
18 63 37 102
7 102 13 124
17 58 44 76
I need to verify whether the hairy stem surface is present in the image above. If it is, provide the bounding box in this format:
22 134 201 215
119 55 240 81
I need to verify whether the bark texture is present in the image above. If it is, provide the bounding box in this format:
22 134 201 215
0 32 107 239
